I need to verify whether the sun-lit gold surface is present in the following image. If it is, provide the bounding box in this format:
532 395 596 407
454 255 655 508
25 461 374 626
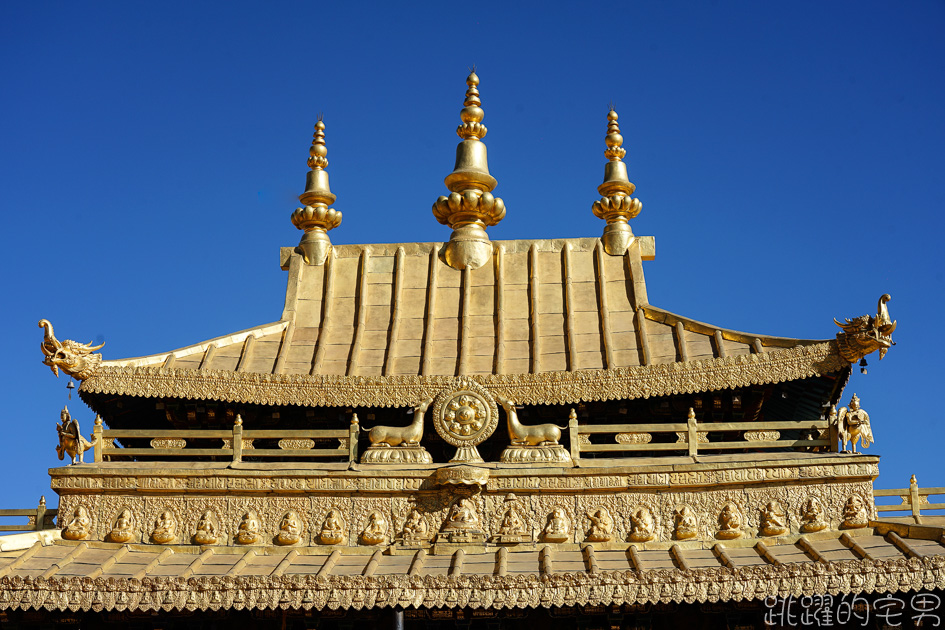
835 393 874 453
835 293 896 362
432 71 506 270
291 117 342 265
38 319 104 380
11 75 925 621
592 109 643 255
55 406 95 466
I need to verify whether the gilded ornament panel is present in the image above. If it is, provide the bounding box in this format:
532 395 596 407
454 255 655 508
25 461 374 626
575 494 631 543
534 495 577 544
484 492 537 540
143 497 186 545
98 495 144 544
309 496 354 546
351 497 393 547
183 497 228 545
82 342 844 408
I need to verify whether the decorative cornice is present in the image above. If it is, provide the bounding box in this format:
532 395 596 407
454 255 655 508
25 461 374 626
80 342 844 408
0 554 941 613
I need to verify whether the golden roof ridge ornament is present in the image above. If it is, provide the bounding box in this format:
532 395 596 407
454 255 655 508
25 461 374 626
292 115 342 265
38 319 104 380
834 293 897 365
433 70 506 270
592 108 643 255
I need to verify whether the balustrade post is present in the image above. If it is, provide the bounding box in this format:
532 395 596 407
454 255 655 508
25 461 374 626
687 408 698 458
349 414 359 463
35 496 46 532
232 415 243 464
828 407 840 452
910 474 922 522
93 416 103 463
568 409 580 464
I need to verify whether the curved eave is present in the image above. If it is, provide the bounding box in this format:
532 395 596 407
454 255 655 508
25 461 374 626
1 525 944 612
81 340 846 408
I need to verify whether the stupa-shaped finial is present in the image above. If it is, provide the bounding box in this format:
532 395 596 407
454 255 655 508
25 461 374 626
432 70 506 270
292 115 342 265
592 108 642 255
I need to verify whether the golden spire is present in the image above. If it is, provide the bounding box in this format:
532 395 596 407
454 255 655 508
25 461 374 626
433 70 506 270
592 108 643 255
292 116 342 265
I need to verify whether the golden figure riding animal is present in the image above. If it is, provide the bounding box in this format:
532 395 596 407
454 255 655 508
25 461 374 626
833 394 874 453
56 406 95 465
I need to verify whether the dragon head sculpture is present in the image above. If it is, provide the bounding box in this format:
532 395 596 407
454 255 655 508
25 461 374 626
834 294 897 363
38 319 105 381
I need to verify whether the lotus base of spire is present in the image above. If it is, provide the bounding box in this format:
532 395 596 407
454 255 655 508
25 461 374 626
296 229 332 266
443 224 493 270
601 221 635 256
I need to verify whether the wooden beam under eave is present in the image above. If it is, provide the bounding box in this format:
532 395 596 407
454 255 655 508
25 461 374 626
457 266 471 375
408 548 426 576
713 329 728 359
236 334 256 373
86 545 130 579
528 244 541 374
635 308 651 365
180 548 214 578
494 245 506 375
346 248 371 376
40 542 88 579
421 248 439 376
624 242 649 309
383 247 405 376
563 244 577 371
270 549 299 577
674 321 690 363
595 242 615 369
316 549 341 578
311 250 336 375
495 546 508 576
626 544 643 572
363 549 383 577
198 343 217 371
449 549 465 576
272 322 295 374
135 547 174 580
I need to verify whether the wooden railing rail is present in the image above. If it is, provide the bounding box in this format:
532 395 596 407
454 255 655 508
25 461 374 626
0 497 57 532
874 475 945 522
568 412 832 462
93 415 360 465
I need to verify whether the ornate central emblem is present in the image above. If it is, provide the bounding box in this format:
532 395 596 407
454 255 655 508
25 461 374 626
432 380 498 463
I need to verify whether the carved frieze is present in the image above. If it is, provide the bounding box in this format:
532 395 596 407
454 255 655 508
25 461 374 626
3 553 945 613
79 341 845 408
46 470 876 546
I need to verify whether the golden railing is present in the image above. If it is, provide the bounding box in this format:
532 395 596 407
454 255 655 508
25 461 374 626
0 497 56 533
874 475 945 522
568 413 832 460
91 416 360 464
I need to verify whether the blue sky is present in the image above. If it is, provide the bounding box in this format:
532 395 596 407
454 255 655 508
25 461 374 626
1 2 943 513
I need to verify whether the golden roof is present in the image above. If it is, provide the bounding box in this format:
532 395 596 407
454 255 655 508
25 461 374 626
1 521 943 612
46 71 887 409
78 235 843 408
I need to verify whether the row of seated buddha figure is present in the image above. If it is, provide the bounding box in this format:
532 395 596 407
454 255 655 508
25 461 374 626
58 494 871 545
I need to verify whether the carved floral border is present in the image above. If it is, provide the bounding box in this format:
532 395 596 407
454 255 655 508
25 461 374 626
0 554 942 613
81 342 844 408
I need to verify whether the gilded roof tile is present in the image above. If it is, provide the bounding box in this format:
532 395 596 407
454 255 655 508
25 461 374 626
79 237 839 407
